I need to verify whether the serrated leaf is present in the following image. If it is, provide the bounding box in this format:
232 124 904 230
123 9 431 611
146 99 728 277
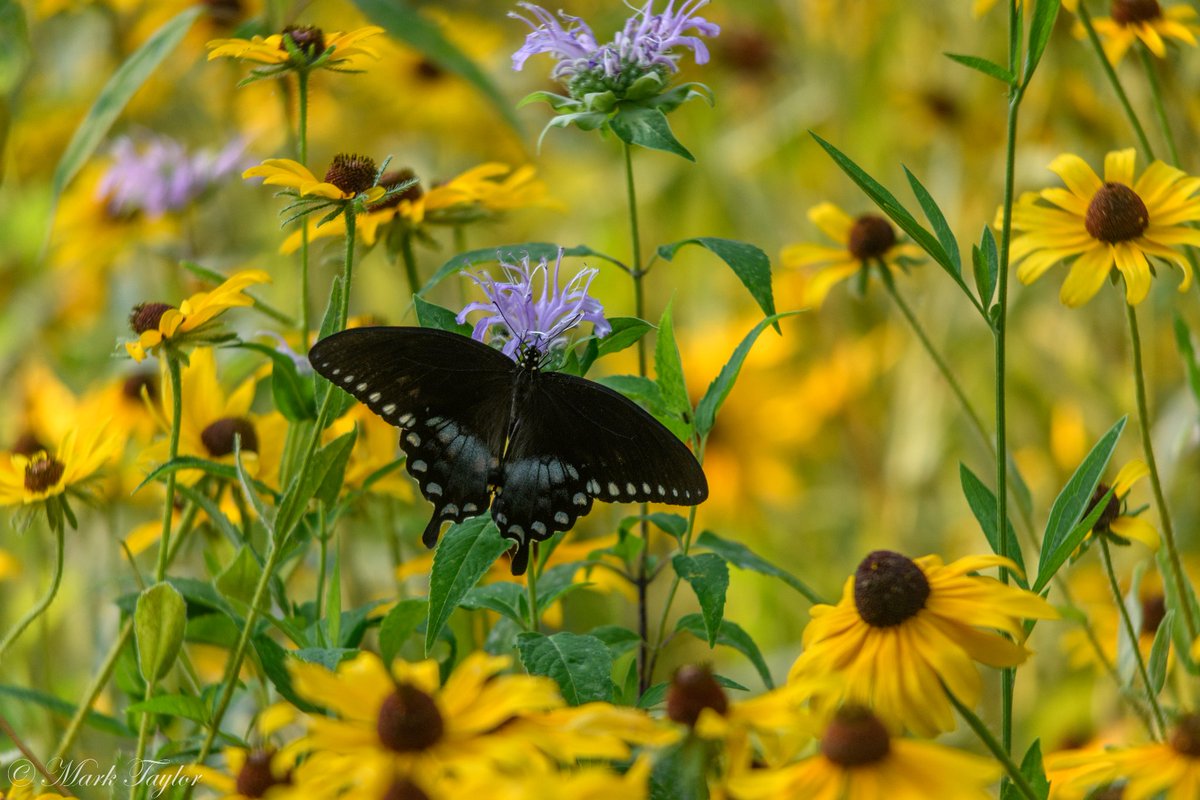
944 52 1016 84
414 296 473 336
425 517 511 654
673 554 729 647
693 311 802 435
589 625 641 657
1035 417 1126 593
516 631 613 705
135 582 187 683
609 106 694 161
460 582 528 625
654 300 691 420
379 598 427 665
695 531 823 603
959 464 1028 589
676 613 773 688
657 238 777 326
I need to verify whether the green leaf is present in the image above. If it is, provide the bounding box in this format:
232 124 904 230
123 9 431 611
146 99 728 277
234 436 275 534
292 647 357 670
695 530 823 603
810 133 982 314
425 517 511 654
578 317 653 375
460 581 528 625
237 342 316 422
135 582 187 683
414 296 472 336
959 464 1028 589
1015 740 1051 800
1157 547 1200 675
1148 610 1174 696
944 52 1016 84
693 312 802 435
275 430 356 538
676 613 773 689
654 300 691 420
590 624 642 657
1024 0 1062 88
421 243 607 294
253 635 319 713
516 632 614 705
48 7 202 207
1173 313 1200 409
972 226 1000 309
379 598 427 665
350 0 522 134
0 683 133 737
903 167 961 275
672 554 729 647
214 546 263 609
657 238 777 324
639 674 749 708
597 375 663 410
134 456 280 499
609 106 694 161
1034 417 1127 593
126 693 210 724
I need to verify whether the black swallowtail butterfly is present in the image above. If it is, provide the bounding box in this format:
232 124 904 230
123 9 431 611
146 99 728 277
309 327 708 574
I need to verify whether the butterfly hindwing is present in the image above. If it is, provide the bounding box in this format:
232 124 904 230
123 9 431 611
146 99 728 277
309 327 515 545
491 453 594 574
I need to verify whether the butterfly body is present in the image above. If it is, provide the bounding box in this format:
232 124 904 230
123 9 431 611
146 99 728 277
309 326 707 574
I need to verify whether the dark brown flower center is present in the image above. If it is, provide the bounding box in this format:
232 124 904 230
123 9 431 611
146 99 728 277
200 417 258 458
666 664 729 727
323 153 377 196
821 705 892 767
854 550 930 627
1089 786 1125 800
369 169 424 212
1170 714 1200 757
202 0 243 27
11 431 47 457
1141 594 1167 636
414 58 445 82
281 25 325 58
719 28 774 74
234 751 291 798
1086 482 1122 532
122 372 158 403
1085 183 1149 244
382 779 432 800
376 684 444 752
24 457 65 493
129 302 174 335
847 215 897 262
1112 0 1163 25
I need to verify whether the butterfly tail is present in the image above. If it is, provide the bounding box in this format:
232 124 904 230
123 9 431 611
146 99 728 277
508 541 531 576
422 515 444 548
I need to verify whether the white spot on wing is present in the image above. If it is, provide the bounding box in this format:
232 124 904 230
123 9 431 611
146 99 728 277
464 503 478 513
406 433 421 446
554 511 569 525
531 521 546 536
356 382 368 392
566 464 579 479
443 504 459 516
426 482 442 497
573 492 587 506
343 375 355 384
399 413 415 426
626 482 636 495
658 485 666 496
411 460 427 473
508 524 525 540
642 482 651 494
331 368 341 376
368 392 382 403
382 403 396 415
608 482 620 497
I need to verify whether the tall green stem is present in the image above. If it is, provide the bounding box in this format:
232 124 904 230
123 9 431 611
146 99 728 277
297 70 311 346
1137 46 1179 166
400 230 420 298
1125 301 1198 640
1076 3 1155 160
948 691 1041 800
1098 536 1167 737
526 544 540 634
0 523 65 662
339 212 357 330
154 355 183 582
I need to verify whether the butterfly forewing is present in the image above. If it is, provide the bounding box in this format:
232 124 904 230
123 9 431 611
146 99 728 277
309 328 515 545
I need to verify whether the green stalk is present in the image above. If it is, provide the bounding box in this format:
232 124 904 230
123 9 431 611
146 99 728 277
339 211 357 329
400 230 420 298
0 523 65 662
1125 301 1198 640
297 70 311 346
1098 536 1167 737
526 544 540 634
1137 46 1180 166
1076 2 1155 159
154 354 183 582
129 671 158 800
948 691 1042 800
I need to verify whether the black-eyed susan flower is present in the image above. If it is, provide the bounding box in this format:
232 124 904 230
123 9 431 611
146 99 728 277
187 748 300 800
728 705 1002 800
780 203 923 307
243 154 403 233
1062 562 1175 674
788 551 1058 737
0 426 119 520
1046 713 1200 799
1076 0 1200 65
207 24 384 79
1009 149 1200 307
125 270 271 362
1083 459 1158 549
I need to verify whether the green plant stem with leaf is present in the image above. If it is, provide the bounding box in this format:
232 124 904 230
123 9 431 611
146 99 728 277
400 229 421 298
298 70 312 346
1098 535 1167 738
1075 3 1155 159
153 354 183 582
1125 301 1198 640
1137 46 1180 166
526 544 541 634
948 690 1042 800
0 522 65 662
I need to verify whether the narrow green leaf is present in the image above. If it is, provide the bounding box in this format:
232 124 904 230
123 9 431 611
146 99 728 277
379 598 427 665
327 533 343 648
421 243 604 294
1157 547 1200 675
0 684 133 736
1035 416 1127 592
1017 740 1051 800
350 0 521 134
516 632 614 705
49 7 202 206
959 464 1028 588
972 226 1000 310
578 317 653 375
236 342 316 422
214 546 263 609
609 106 694 161
672 554 729 647
693 312 803 435
1173 313 1200 409
1148 610 1174 695
253 635 320 713
127 693 210 724
134 456 279 499
903 166 961 274
657 237 777 328
944 52 1016 84
135 582 187 683
675 614 773 688
425 517 510 654
275 430 356 538
654 300 691 419
1023 0 1062 88
414 295 473 336
460 582 528 625
234 437 276 535
695 531 823 603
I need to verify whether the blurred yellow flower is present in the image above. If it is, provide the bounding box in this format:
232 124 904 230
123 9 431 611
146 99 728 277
729 705 1001 800
781 203 922 307
1009 149 1200 306
1083 459 1157 548
1062 561 1174 674
0 426 119 506
1078 1 1200 64
789 551 1057 737
1046 713 1200 799
244 156 386 203
207 25 384 72
125 270 271 362
975 0 1077 16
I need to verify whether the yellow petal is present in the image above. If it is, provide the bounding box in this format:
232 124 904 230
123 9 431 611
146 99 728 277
808 202 855 243
1109 515 1159 549
1048 153 1104 201
1059 246 1116 307
1112 458 1149 496
1104 149 1137 187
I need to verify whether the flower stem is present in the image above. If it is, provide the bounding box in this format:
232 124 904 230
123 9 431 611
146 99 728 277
1075 3 1155 160
339 211 357 329
1124 301 1198 640
948 690 1041 800
0 523 65 662
154 354 183 583
0 712 75 797
1137 46 1180 166
298 70 311 346
400 230 420 298
1098 535 1168 738
129 669 158 800
526 544 540 634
